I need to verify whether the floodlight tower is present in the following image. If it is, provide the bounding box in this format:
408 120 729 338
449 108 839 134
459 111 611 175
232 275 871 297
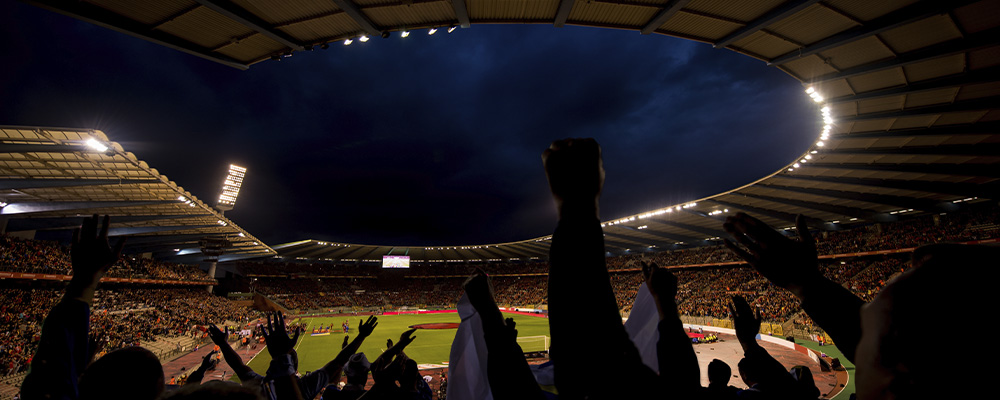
217 164 247 214
203 164 246 292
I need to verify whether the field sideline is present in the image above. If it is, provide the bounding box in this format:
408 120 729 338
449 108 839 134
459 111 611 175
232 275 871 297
245 312 550 373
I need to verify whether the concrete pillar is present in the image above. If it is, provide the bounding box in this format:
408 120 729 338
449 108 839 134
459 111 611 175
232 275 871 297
206 260 217 293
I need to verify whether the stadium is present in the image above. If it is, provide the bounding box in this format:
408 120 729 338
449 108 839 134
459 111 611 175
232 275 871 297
2 0 999 399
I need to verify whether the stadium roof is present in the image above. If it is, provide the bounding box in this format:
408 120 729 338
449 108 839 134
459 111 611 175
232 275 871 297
23 0 1000 262
0 126 275 262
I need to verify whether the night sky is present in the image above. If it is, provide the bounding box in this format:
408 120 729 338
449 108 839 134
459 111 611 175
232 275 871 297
0 2 817 247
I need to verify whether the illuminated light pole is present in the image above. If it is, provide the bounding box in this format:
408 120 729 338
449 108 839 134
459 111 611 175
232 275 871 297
205 164 246 292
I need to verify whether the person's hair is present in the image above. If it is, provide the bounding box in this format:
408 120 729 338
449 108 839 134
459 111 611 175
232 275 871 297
708 359 731 386
79 347 164 400
737 358 758 386
158 381 264 400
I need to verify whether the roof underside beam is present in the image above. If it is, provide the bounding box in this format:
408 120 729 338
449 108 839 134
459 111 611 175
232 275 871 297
3 214 212 231
649 219 727 239
1 200 181 215
451 0 470 28
193 0 304 51
603 231 664 248
554 0 574 27
822 143 1000 157
839 97 1000 122
828 66 1000 105
758 184 944 211
641 0 691 35
25 0 249 70
108 225 217 236
330 0 381 36
714 0 822 49
769 0 975 66
613 225 699 243
0 178 162 190
834 121 1000 139
0 144 90 153
738 192 887 221
505 243 547 257
808 26 1000 84
772 174 996 198
709 199 831 230
605 230 675 248
120 233 217 247
801 162 1000 178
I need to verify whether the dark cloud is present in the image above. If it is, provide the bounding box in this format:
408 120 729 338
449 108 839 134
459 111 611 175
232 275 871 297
0 3 815 247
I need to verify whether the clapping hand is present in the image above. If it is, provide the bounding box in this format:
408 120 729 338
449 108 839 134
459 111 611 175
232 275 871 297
199 350 218 371
208 324 228 346
723 213 822 297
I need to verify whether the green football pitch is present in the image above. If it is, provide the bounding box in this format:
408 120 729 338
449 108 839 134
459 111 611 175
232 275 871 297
245 312 550 373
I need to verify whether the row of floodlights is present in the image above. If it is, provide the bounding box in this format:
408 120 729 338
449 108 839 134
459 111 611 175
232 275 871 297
272 26 460 60
788 87 834 172
602 203 698 228
953 197 978 203
707 209 729 216
177 196 197 207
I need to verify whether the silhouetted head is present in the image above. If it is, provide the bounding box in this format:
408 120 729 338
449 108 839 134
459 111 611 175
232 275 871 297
79 347 164 400
790 365 820 399
708 359 732 387
737 358 758 388
856 244 998 399
159 381 263 400
345 352 371 385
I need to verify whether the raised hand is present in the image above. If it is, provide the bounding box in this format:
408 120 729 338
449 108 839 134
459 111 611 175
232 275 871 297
386 338 393 348
71 215 125 281
358 315 378 337
396 328 417 349
641 261 678 301
463 268 495 307
542 138 604 219
729 295 761 347
199 350 218 371
342 335 350 350
261 311 300 358
723 213 822 297
208 324 228 346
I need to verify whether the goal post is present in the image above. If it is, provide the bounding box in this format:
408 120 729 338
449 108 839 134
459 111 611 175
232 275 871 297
515 335 550 353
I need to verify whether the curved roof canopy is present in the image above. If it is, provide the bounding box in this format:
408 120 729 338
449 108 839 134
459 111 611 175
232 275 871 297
0 127 275 262
25 0 1000 262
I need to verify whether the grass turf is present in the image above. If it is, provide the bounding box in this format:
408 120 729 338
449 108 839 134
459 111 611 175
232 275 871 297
246 312 550 374
793 339 855 399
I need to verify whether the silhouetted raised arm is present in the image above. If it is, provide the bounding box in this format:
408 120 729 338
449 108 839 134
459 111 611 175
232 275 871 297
723 213 864 362
464 270 544 400
543 138 656 399
321 315 378 381
208 324 255 382
643 262 700 396
21 215 125 400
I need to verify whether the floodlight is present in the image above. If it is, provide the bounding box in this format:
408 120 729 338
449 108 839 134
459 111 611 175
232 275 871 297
86 138 109 152
447 26 457 33
428 28 437 35
359 36 370 42
401 31 410 38
216 164 246 212
344 39 353 45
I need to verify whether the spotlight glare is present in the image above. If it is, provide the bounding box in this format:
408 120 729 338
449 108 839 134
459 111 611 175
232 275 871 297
401 31 410 38
86 138 109 152
447 26 457 33
359 35 369 42
428 28 437 35
344 39 353 45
